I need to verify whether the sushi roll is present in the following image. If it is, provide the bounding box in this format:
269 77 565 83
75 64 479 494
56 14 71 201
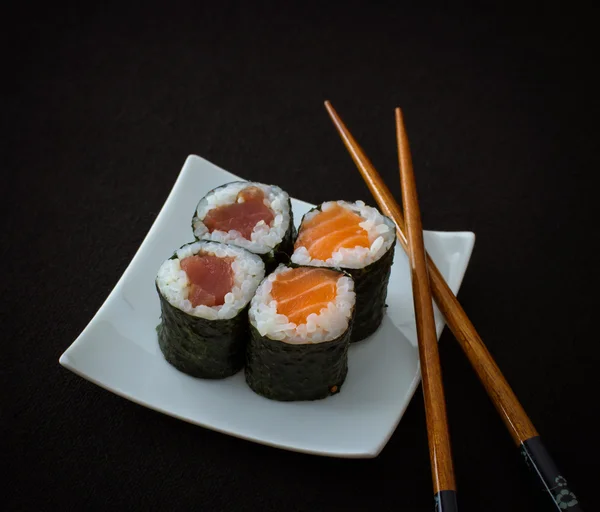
291 200 396 342
156 241 265 379
191 181 296 272
246 265 356 401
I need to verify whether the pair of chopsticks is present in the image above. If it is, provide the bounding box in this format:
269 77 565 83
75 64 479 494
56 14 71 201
324 101 582 512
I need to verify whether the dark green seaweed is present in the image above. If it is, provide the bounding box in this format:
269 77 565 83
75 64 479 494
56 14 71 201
260 195 296 271
156 285 249 379
245 322 352 402
191 181 296 273
343 242 395 341
295 204 396 342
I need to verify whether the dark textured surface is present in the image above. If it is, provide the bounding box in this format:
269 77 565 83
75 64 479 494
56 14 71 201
245 319 351 402
5 3 598 511
191 181 297 272
345 235 395 342
295 204 396 342
157 286 249 380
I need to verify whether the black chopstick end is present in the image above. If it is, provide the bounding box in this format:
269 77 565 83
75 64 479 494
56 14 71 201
521 436 582 511
434 490 458 512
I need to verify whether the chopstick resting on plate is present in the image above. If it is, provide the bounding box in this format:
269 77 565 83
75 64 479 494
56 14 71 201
396 108 459 511
324 100 582 512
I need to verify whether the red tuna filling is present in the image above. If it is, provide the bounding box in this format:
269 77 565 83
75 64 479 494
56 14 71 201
203 186 275 240
180 253 234 307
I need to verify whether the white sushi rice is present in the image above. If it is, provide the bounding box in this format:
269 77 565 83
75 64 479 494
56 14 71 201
248 264 356 344
192 182 291 255
156 241 265 320
291 200 396 269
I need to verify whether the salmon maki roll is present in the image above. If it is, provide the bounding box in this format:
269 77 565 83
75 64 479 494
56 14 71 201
291 200 396 342
156 241 265 379
191 181 296 272
246 265 356 401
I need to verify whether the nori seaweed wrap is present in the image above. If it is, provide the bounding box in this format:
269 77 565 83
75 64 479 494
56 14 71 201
291 200 396 342
246 264 356 401
156 240 265 379
191 181 296 272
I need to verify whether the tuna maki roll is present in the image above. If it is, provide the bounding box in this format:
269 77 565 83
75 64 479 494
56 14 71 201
291 200 396 342
192 181 296 272
156 241 265 379
246 265 356 401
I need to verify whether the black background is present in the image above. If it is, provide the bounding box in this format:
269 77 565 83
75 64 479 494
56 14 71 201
5 3 598 511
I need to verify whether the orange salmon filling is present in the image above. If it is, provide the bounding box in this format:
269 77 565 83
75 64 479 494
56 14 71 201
270 267 341 325
294 204 370 260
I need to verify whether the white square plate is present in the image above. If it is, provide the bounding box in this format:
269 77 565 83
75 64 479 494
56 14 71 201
59 155 475 458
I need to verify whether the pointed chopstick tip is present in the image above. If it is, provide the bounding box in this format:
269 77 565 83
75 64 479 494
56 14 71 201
395 107 406 135
324 100 336 119
395 107 414 172
323 101 348 141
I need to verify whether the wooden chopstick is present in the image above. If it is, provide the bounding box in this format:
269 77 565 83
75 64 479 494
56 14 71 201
396 108 458 511
324 100 583 512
